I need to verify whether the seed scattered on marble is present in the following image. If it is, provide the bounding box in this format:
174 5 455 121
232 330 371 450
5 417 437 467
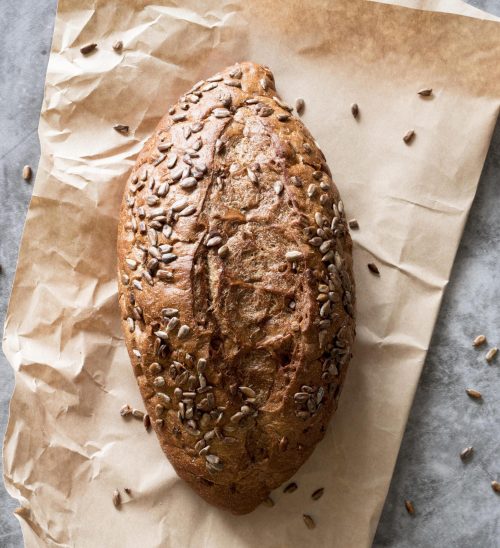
460 446 473 461
405 500 415 515
262 497 275 507
466 388 482 400
486 347 498 363
80 43 97 55
303 514 316 529
132 409 145 419
418 88 433 97
284 482 298 494
351 103 359 119
120 404 132 417
348 219 359 229
295 98 305 115
114 124 129 135
22 165 32 180
112 489 121 508
492 481 500 493
403 130 416 144
143 414 151 431
367 263 380 275
113 40 123 52
311 488 324 500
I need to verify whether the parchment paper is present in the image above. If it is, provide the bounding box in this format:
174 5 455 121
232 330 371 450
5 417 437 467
3 0 500 546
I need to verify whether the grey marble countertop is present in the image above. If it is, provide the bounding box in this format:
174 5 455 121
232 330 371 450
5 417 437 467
1 1 499 547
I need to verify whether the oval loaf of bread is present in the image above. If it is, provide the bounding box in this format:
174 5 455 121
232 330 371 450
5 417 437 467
117 62 356 514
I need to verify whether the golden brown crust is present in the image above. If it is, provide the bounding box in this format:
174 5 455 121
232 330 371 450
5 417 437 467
117 62 355 514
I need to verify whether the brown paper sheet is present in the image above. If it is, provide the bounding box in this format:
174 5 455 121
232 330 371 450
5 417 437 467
3 0 500 546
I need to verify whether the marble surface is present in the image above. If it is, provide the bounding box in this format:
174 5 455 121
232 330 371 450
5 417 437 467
0 1 498 547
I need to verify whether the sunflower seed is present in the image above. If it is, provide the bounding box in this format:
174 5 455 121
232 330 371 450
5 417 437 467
206 236 223 248
247 168 258 183
277 114 290 122
132 348 141 358
403 130 415 144
80 43 97 55
132 280 143 291
112 489 121 508
260 78 268 90
178 325 190 338
460 446 474 460
262 497 274 507
172 113 187 122
273 96 292 111
230 412 244 423
294 392 310 404
309 237 322 247
472 334 486 347
125 259 138 270
311 488 324 500
348 219 359 229
292 97 304 114
286 250 303 261
143 413 151 431
113 40 123 52
224 79 241 88
120 404 132 417
466 388 482 399
206 453 220 466
180 177 198 191
258 106 274 117
165 317 179 333
284 482 298 494
492 481 500 493
351 103 359 119
307 184 318 198
367 263 380 275
486 347 498 362
218 245 229 258
183 126 192 139
213 108 231 118
132 409 144 419
418 88 433 97
303 514 316 529
290 176 302 187
157 269 173 280
405 500 415 514
239 386 256 398
153 376 165 388
229 67 242 79
171 198 188 212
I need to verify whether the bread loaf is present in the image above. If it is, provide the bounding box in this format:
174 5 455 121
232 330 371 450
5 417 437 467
117 62 355 514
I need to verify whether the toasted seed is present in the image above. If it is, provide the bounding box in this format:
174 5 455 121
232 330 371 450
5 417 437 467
303 515 316 529
206 236 222 248
311 488 324 500
112 489 121 508
143 414 151 431
307 184 318 198
125 258 137 269
172 113 186 122
492 481 500 493
120 404 132 417
262 496 275 507
405 500 415 514
172 198 188 212
166 316 180 332
486 347 498 362
213 108 231 118
472 334 487 347
277 114 290 122
367 263 380 275
153 376 166 388
273 181 284 195
418 88 433 97
466 388 482 400
218 245 229 258
403 130 416 144
286 250 304 262
258 106 274 117
178 325 190 339
273 96 293 111
351 103 359 119
113 124 129 135
284 482 298 494
279 436 288 451
132 409 144 419
22 165 32 180
460 446 474 460
247 168 258 183
239 386 256 398
348 219 359 229
113 40 123 52
295 98 305 114
80 43 97 55
260 78 268 90
230 412 244 423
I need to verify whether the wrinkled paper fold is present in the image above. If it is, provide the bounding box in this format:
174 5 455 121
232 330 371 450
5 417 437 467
3 0 500 546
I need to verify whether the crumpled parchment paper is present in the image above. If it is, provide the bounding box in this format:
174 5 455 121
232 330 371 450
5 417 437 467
3 0 500 546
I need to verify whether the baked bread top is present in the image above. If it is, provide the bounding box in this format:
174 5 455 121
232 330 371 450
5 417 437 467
117 61 355 514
